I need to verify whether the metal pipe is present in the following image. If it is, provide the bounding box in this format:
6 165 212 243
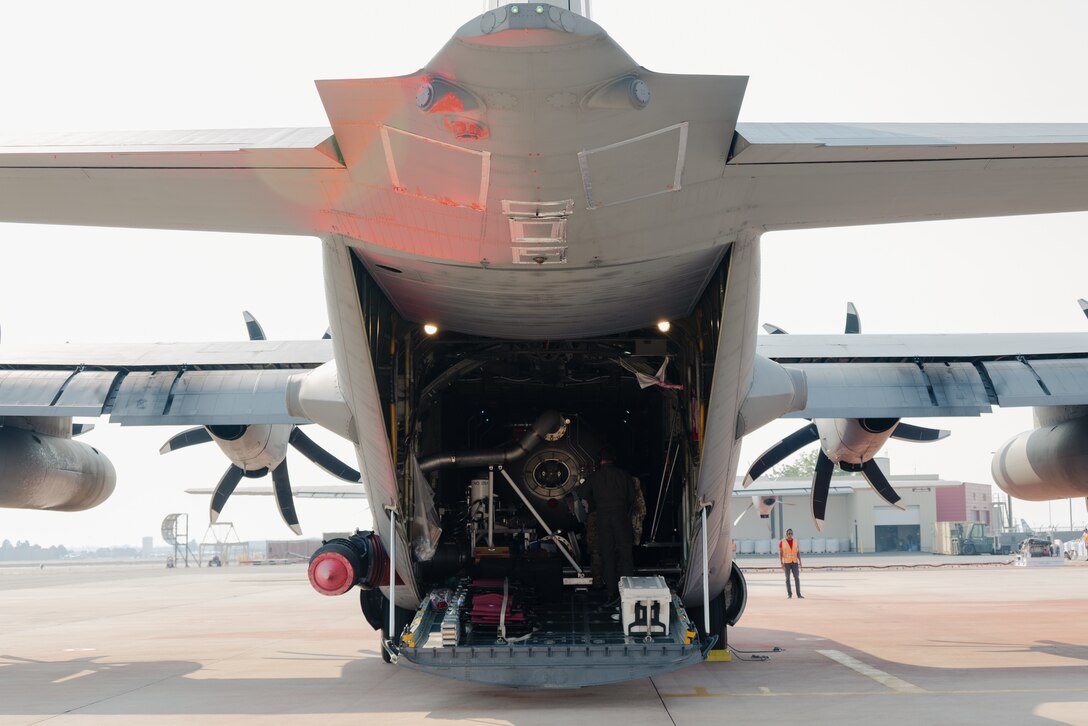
498 577 509 643
487 467 495 548
418 409 562 473
651 439 680 542
388 506 396 651
649 436 672 543
498 467 582 575
701 502 710 636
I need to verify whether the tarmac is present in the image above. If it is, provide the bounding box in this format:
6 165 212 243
1 553 1085 725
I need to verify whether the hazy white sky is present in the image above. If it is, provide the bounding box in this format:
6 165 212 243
2 0 1087 546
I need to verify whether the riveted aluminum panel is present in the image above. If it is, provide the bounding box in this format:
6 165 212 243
53 371 120 414
578 122 688 209
919 362 991 415
162 370 304 425
983 359 1088 407
109 371 177 424
784 363 988 419
0 370 70 415
758 332 1088 362
109 370 304 426
786 364 930 418
0 340 332 371
0 128 343 168
731 123 1088 165
982 361 1053 406
0 371 129 416
1031 359 1088 400
357 244 726 339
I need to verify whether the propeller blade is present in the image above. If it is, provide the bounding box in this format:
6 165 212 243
891 422 950 442
732 502 755 527
322 327 332 340
289 429 361 482
844 302 861 334
811 450 835 532
271 459 302 535
160 427 214 455
1079 298 1088 320
742 423 819 487
242 310 266 342
861 459 905 510
71 423 95 437
210 465 245 523
762 323 789 335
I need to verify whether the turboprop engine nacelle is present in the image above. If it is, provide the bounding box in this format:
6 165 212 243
0 427 116 511
815 418 900 465
206 424 291 474
991 417 1088 501
286 362 355 443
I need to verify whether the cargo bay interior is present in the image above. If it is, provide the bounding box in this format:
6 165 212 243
340 257 732 666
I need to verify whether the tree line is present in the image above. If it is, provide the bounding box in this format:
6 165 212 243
0 540 144 561
0 539 69 561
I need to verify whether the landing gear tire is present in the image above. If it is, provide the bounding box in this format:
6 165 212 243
691 563 747 655
691 591 727 651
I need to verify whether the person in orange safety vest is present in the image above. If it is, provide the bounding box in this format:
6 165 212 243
779 528 803 599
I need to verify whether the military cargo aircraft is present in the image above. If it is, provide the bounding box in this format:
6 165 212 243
2 1 1088 687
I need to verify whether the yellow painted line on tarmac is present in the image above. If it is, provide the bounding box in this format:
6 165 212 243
818 649 926 693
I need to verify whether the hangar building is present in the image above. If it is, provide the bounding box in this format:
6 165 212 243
731 458 993 554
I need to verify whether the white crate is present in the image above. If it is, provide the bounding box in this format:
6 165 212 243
619 576 671 637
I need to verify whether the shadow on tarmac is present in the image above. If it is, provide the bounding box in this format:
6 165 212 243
0 648 662 720
3 627 1087 723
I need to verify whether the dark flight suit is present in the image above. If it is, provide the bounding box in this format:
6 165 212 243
586 463 635 600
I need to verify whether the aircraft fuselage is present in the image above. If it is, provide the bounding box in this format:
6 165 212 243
311 6 753 684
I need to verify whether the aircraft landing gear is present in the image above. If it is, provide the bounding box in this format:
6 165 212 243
690 591 726 652
691 562 748 659
360 588 413 664
380 633 394 663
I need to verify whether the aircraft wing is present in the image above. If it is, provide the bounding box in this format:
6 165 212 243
0 340 332 425
0 128 345 234
7 123 1087 235
731 123 1088 230
758 332 1088 419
